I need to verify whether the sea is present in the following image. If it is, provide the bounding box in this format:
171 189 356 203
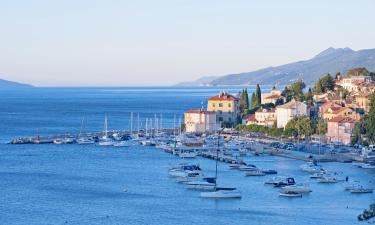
0 87 374 225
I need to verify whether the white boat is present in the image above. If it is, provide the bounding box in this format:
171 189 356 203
200 131 241 199
360 163 375 169
200 187 242 198
349 186 373 194
76 137 95 144
178 150 197 158
300 161 325 173
238 164 258 171
53 139 64 144
245 170 265 176
279 191 303 197
98 115 114 146
264 176 288 185
113 141 129 147
186 177 216 190
281 184 312 193
317 176 339 183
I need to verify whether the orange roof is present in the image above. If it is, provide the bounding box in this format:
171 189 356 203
328 116 356 123
264 94 284 100
185 109 215 114
256 108 276 113
208 92 238 101
276 99 305 109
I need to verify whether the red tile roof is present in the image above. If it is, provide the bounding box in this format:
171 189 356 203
264 94 284 100
328 116 356 123
256 108 276 113
208 92 238 101
244 114 257 122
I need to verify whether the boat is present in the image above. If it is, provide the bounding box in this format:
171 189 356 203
53 138 64 144
281 184 312 193
273 177 296 187
76 137 95 144
238 164 258 171
279 191 303 197
264 176 288 185
113 141 129 147
176 171 203 183
200 187 242 198
349 186 373 194
168 164 202 177
200 131 241 199
98 115 114 146
317 176 339 183
245 170 265 176
186 177 216 190
178 149 197 158
300 161 325 173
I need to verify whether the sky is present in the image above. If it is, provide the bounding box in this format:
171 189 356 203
0 0 375 86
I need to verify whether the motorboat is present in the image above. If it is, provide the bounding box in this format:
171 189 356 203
228 161 247 170
300 161 325 173
168 165 202 177
76 137 95 144
264 176 288 185
279 191 303 197
178 149 197 158
185 177 216 190
176 171 203 183
238 164 258 171
281 184 312 193
317 176 339 183
344 183 363 191
349 186 373 194
245 170 265 176
113 141 129 147
309 171 335 179
360 163 375 169
273 177 296 187
200 187 242 199
53 138 64 144
140 140 156 146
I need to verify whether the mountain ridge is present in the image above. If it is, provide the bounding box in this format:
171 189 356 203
179 47 375 86
0 79 34 89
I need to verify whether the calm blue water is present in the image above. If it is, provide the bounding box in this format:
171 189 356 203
0 87 374 225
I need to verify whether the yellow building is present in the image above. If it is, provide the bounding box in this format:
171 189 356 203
255 108 277 127
355 93 372 113
207 91 239 127
322 106 359 121
184 109 218 133
261 89 285 105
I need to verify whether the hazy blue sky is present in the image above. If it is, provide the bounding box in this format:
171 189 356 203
0 0 374 86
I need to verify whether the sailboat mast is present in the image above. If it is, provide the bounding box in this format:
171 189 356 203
137 113 140 134
130 112 133 134
215 130 220 189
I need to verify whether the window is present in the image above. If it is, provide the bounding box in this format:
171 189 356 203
228 103 231 107
219 117 223 121
212 103 216 107
219 103 223 107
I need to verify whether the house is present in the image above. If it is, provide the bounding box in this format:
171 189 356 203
207 91 240 127
336 76 372 92
261 89 285 105
276 99 308 128
184 109 217 133
242 114 257 125
355 93 372 113
322 106 359 121
319 101 341 118
326 116 356 145
255 108 277 127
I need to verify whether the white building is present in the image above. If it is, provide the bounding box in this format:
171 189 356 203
276 99 308 128
184 109 218 133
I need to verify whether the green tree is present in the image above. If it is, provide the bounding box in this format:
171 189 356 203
305 88 313 105
284 80 306 101
316 120 327 135
285 116 314 138
244 89 249 115
250 92 256 109
255 84 262 107
365 92 375 144
352 117 367 145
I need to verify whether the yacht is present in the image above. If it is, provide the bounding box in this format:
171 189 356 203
317 176 339 183
281 184 312 193
279 191 303 197
349 186 373 194
238 164 258 171
245 169 265 176
264 176 288 185
273 177 296 187
53 138 64 144
300 161 325 173
200 187 242 198
185 177 216 190
113 141 129 147
176 171 203 183
76 137 95 144
98 116 114 146
178 149 197 158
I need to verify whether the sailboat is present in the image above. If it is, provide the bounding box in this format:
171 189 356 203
76 117 95 144
98 115 114 146
200 130 242 199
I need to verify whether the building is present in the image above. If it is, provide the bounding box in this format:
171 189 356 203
276 99 308 128
326 116 356 145
355 93 372 113
319 101 341 118
207 91 240 127
261 89 285 105
336 76 372 92
322 106 359 121
184 109 217 133
242 114 257 125
254 108 277 127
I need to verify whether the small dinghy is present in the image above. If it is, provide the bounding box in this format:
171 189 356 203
279 191 302 197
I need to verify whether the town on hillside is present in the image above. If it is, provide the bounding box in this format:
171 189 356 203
184 67 375 152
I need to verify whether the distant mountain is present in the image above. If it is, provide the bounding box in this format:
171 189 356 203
0 79 33 89
181 47 375 86
176 76 219 86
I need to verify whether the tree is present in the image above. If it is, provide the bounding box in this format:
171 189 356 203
255 84 262 107
285 116 314 138
250 92 256 109
316 120 327 135
244 89 249 115
305 88 313 105
239 89 250 117
352 117 367 145
365 92 375 144
284 80 306 101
